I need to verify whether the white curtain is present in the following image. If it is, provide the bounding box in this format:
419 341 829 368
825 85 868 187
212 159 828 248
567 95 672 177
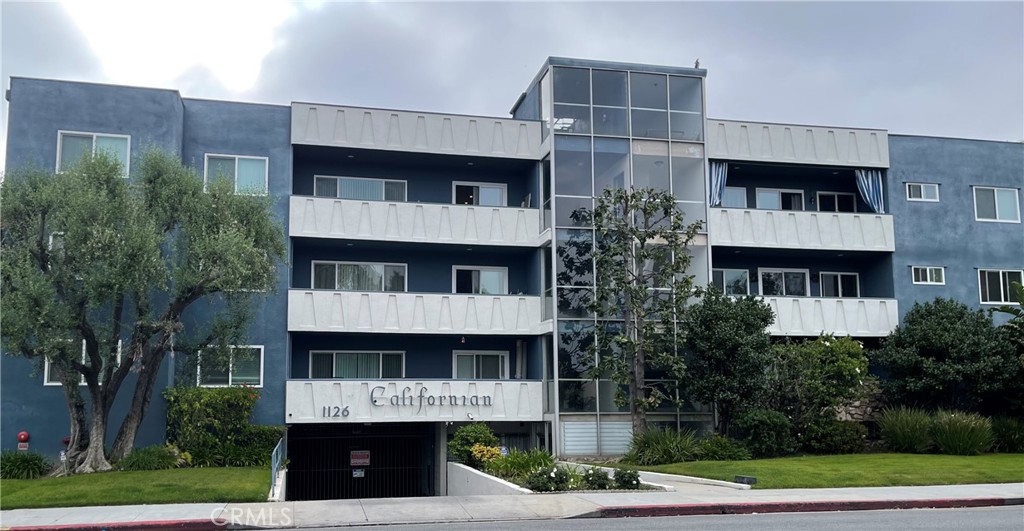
708 161 728 207
855 169 885 213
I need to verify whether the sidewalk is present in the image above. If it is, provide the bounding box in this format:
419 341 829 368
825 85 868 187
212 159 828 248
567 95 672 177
2 476 1022 530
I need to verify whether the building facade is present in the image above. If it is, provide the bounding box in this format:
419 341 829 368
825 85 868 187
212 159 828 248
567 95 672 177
3 57 1021 500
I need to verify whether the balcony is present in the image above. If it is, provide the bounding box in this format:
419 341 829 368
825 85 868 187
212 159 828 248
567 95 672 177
288 290 550 335
709 208 894 252
764 297 898 337
290 196 548 247
285 379 544 423
706 119 888 168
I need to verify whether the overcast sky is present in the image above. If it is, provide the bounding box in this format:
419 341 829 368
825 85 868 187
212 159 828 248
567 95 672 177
2 1 1022 170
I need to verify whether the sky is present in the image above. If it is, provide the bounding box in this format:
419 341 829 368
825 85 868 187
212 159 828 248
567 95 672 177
1 1 1022 170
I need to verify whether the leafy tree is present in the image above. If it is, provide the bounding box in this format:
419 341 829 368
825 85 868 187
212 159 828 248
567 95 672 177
587 187 703 436
992 281 1024 367
871 298 1021 414
0 150 286 473
682 290 774 435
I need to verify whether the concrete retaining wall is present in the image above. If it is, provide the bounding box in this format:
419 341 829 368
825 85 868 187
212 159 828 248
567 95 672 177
446 462 531 496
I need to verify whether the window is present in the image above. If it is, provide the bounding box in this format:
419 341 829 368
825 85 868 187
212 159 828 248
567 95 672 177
453 351 507 379
57 131 130 177
759 268 809 297
721 187 747 208
204 154 268 194
820 272 860 298
453 182 506 207
817 192 857 213
756 188 804 211
312 261 407 292
309 351 403 379
315 175 406 201
912 266 945 285
712 269 750 295
44 340 122 386
453 266 508 294
974 187 1020 222
198 346 263 387
979 269 1023 304
906 183 939 202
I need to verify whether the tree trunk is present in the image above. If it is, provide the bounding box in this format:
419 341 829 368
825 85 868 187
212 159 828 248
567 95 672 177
111 349 167 461
53 378 89 477
74 387 112 473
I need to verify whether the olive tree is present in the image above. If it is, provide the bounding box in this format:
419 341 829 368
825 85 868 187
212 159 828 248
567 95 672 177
0 150 286 473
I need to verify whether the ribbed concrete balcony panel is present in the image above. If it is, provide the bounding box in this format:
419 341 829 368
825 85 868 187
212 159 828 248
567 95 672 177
285 379 544 423
288 290 551 335
706 119 888 167
765 297 898 337
290 196 548 247
292 103 542 160
709 208 894 252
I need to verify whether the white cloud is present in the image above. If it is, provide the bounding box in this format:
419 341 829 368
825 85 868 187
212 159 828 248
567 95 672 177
60 0 297 92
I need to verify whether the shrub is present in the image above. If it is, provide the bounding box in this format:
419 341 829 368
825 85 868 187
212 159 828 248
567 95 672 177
800 417 868 455
164 385 279 466
992 416 1024 453
582 467 611 490
613 468 641 489
623 427 700 465
878 406 933 453
118 444 182 471
734 409 796 458
470 444 501 467
696 435 751 461
0 450 51 479
484 449 554 483
523 466 571 492
930 410 993 455
447 423 499 467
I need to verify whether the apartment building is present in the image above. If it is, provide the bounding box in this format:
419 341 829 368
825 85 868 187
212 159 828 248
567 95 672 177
2 57 1020 501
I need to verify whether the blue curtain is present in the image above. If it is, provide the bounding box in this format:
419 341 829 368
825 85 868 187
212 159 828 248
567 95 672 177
708 161 728 207
855 169 885 213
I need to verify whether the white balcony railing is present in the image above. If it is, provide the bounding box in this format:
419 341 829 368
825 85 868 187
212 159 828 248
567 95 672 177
285 379 544 423
709 208 895 252
764 297 898 337
287 290 551 335
706 119 889 167
290 196 548 247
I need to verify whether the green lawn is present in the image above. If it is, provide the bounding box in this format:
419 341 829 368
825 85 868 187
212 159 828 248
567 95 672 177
636 453 1024 489
0 467 269 510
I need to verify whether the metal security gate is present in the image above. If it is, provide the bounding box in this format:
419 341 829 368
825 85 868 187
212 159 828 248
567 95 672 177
286 423 434 501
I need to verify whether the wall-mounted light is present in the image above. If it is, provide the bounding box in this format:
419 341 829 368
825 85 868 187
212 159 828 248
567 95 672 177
460 336 466 344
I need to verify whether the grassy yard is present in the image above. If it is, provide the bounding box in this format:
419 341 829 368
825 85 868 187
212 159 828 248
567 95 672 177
634 453 1024 489
0 467 269 510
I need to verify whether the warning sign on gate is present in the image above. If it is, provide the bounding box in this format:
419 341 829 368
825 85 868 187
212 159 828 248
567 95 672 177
350 450 370 467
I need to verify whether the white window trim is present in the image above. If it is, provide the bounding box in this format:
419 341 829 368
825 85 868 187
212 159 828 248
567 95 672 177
451 265 510 295
44 340 122 386
203 153 269 195
314 175 408 201
816 191 858 213
712 268 750 295
911 266 946 285
819 271 861 298
452 181 508 207
757 267 811 297
56 130 131 177
722 186 747 208
978 269 1024 305
755 187 804 210
311 261 409 292
452 350 509 380
308 351 406 379
973 186 1021 223
905 182 940 202
197 345 264 388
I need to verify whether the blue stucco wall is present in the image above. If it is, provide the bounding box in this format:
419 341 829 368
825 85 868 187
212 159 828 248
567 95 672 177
888 136 1024 317
5 77 184 174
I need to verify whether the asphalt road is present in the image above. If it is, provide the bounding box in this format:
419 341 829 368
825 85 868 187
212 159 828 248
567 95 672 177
304 506 1024 531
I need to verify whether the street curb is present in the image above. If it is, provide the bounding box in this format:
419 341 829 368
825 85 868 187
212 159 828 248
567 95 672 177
581 497 1024 519
6 519 224 531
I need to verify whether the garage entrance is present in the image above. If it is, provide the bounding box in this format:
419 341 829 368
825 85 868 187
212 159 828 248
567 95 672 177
286 423 435 501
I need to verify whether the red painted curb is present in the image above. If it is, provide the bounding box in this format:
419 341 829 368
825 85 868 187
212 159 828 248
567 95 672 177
7 519 224 531
592 497 1024 518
